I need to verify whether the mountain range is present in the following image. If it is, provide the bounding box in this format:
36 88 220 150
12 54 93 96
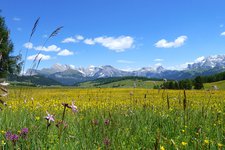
26 55 225 85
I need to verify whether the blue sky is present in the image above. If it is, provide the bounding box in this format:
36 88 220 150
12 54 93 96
1 0 225 71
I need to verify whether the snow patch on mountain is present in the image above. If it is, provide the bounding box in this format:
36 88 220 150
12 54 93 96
187 55 225 69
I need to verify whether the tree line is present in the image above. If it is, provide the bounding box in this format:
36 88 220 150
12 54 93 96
155 71 225 90
154 76 204 90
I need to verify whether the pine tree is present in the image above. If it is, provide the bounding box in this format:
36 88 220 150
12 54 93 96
0 14 22 78
194 76 204 89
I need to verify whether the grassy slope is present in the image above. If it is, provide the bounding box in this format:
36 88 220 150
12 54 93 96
204 80 225 90
78 78 225 90
77 79 163 88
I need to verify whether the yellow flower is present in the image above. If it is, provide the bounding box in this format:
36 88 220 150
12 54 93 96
182 129 185 133
181 142 187 146
1 130 5 134
160 146 165 150
218 143 223 147
204 140 209 144
1 140 5 145
35 116 40 121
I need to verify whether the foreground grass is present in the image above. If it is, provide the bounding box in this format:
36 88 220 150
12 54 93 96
0 88 224 149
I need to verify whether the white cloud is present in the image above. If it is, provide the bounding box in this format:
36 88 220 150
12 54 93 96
83 36 134 52
94 36 134 52
62 35 84 43
220 32 225 36
23 43 74 57
23 42 33 49
57 49 74 56
76 35 84 40
117 60 134 64
154 58 164 62
62 37 77 43
84 39 95 45
13 17 21 21
27 54 51 60
155 35 187 48
34 45 61 52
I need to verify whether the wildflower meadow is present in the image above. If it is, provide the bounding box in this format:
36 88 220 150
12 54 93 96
0 86 224 149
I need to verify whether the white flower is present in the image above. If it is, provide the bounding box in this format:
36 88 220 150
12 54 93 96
0 81 9 86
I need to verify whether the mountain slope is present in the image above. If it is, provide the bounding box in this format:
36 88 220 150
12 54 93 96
25 55 225 85
9 75 62 86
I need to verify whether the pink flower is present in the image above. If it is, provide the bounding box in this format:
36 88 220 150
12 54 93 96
104 119 110 125
45 111 54 123
71 102 78 113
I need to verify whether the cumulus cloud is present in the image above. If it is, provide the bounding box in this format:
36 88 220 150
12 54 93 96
84 39 95 45
23 42 33 49
94 36 134 52
117 60 134 64
23 43 74 57
154 58 164 62
27 54 51 60
13 17 21 21
62 37 77 43
220 32 225 36
76 35 84 40
155 35 187 48
34 45 61 52
83 36 134 52
57 49 74 56
62 35 84 43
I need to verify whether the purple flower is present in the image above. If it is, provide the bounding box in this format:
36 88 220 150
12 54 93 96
103 137 110 146
5 131 12 140
71 102 78 113
20 128 29 139
21 128 28 134
5 132 19 143
45 111 55 123
10 134 19 141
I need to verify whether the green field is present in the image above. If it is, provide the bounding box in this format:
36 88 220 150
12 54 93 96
0 87 224 149
76 79 162 88
204 80 225 90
